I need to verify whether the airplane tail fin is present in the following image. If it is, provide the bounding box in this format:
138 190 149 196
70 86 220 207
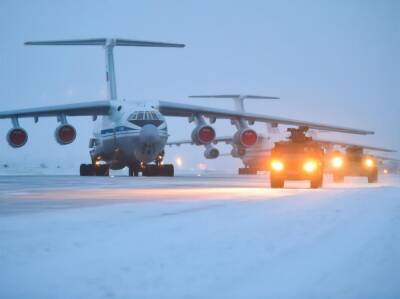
189 94 279 112
25 38 185 100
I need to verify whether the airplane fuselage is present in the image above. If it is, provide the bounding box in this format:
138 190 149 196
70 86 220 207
90 100 168 170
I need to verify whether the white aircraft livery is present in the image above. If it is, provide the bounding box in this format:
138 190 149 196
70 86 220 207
0 38 375 177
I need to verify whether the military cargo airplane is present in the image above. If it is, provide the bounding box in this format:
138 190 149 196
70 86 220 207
0 38 374 177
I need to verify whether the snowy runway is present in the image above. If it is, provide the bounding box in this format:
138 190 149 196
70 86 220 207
1 174 399 298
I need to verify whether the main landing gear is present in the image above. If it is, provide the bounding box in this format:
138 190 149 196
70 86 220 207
80 163 110 176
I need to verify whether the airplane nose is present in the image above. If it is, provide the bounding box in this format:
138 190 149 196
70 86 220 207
140 124 160 144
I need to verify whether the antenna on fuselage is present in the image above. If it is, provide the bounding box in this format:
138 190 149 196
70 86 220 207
25 38 185 101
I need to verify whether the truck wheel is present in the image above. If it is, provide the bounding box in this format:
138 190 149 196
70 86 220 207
333 173 344 183
80 164 94 176
368 170 378 183
270 175 284 188
310 173 323 189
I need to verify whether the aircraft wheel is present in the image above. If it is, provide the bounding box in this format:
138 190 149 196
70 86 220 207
238 168 247 175
80 164 94 176
249 168 258 175
239 168 257 175
160 164 174 177
95 165 110 176
143 164 174 177
270 174 284 188
142 165 158 176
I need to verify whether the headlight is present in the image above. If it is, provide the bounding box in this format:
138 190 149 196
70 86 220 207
271 160 284 171
364 158 374 168
331 156 344 168
303 160 318 173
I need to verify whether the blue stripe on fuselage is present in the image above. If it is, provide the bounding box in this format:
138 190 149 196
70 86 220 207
101 126 139 135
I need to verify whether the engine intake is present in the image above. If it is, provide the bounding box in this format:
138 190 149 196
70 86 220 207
204 145 219 159
55 124 76 145
234 128 258 148
7 128 28 148
191 125 216 145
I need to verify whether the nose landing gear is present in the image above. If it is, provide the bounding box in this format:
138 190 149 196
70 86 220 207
128 151 174 177
128 163 174 177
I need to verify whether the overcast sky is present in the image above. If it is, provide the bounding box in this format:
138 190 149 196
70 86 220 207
0 0 398 170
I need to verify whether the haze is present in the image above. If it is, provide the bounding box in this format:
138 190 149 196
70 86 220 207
0 0 398 171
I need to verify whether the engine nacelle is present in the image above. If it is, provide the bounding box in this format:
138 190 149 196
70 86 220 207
191 124 216 145
7 128 28 148
204 146 219 159
55 124 76 145
233 128 258 148
231 147 246 158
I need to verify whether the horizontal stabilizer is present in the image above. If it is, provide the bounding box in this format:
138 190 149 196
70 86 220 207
315 138 397 153
189 94 279 112
189 95 279 99
25 38 185 48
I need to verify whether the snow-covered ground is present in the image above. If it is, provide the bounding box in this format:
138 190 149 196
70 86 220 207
0 174 399 298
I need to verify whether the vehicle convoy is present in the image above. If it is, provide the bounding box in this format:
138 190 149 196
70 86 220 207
269 127 324 188
315 140 397 183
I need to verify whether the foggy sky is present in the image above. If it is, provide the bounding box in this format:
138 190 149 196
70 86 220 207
0 0 398 170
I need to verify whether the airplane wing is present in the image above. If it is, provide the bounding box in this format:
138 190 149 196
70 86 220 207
158 101 374 135
314 138 397 153
374 155 400 162
0 101 111 120
167 136 233 146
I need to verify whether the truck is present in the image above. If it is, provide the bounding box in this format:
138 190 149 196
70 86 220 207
269 127 324 188
329 147 378 183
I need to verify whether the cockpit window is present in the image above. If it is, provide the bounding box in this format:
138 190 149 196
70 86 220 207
150 112 158 120
128 111 164 127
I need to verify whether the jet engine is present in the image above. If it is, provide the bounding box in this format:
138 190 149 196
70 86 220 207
233 128 258 148
191 124 216 145
204 145 219 159
7 128 28 148
55 124 76 145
